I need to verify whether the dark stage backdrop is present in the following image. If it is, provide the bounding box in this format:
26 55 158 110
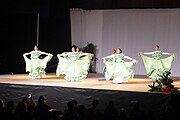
0 14 36 74
0 0 71 74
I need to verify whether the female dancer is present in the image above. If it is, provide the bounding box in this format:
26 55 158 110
23 46 53 79
56 45 93 82
140 45 176 80
103 48 137 84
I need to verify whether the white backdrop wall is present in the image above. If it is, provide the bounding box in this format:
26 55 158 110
70 9 180 76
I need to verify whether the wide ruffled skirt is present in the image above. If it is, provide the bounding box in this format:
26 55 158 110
140 54 175 80
56 54 93 82
103 60 137 83
23 54 53 78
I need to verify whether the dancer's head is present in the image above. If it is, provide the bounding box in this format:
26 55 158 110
155 45 160 51
34 46 39 51
76 47 81 52
116 48 122 54
112 49 116 54
71 45 77 52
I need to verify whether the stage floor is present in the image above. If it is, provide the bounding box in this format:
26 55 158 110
0 73 180 93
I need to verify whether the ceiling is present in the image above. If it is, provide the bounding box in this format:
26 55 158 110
70 0 180 10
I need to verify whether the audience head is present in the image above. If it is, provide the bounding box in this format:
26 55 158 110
38 96 47 104
16 102 28 113
7 101 15 111
72 99 77 108
78 104 86 112
67 101 75 110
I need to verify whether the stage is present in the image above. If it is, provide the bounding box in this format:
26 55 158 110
0 73 180 118
0 73 180 92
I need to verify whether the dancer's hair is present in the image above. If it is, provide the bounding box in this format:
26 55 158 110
117 48 122 53
156 45 160 49
112 49 116 54
72 45 77 49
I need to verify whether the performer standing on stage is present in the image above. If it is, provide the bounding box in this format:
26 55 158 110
103 48 137 84
23 46 53 79
56 45 93 82
139 45 176 80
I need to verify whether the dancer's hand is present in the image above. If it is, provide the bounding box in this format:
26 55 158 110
140 52 144 55
102 58 106 63
133 59 137 61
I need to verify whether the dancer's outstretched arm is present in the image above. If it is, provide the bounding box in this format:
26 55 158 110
143 52 154 55
124 55 137 61
102 54 116 62
162 51 170 55
41 51 49 55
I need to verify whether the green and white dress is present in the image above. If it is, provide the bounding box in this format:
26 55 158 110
140 50 176 80
23 50 53 79
56 52 93 82
103 53 137 83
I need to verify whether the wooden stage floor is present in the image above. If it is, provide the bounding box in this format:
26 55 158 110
0 73 180 93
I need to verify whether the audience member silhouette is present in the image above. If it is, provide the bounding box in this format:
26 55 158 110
15 102 34 120
0 97 178 120
34 96 52 120
87 99 103 120
104 101 118 120
77 104 88 120
4 101 18 120
22 96 36 116
63 100 78 120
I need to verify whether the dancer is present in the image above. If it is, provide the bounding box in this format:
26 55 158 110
56 45 93 82
103 48 137 84
23 46 53 79
139 45 176 80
